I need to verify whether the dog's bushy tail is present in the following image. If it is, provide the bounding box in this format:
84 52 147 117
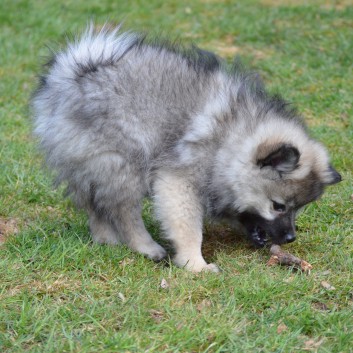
41 24 140 85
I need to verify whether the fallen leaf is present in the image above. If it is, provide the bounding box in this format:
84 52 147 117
312 302 329 311
149 309 164 323
98 274 109 281
118 292 126 302
175 322 184 331
119 258 134 267
197 299 212 312
160 278 169 289
303 338 324 351
277 322 288 334
300 260 313 273
321 281 336 291
283 275 295 283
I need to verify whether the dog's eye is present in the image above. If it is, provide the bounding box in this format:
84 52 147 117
272 201 286 212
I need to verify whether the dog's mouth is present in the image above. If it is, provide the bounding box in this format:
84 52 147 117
239 211 297 248
249 226 268 248
248 225 296 247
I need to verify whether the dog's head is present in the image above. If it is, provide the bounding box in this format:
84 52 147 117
216 118 341 247
237 140 341 247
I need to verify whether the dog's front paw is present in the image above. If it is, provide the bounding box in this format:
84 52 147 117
202 263 221 273
173 255 220 273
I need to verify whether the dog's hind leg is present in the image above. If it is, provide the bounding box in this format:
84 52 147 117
153 170 220 273
86 154 166 261
112 201 167 261
89 202 167 261
89 209 119 245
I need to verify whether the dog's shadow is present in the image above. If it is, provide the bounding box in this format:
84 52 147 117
202 223 249 260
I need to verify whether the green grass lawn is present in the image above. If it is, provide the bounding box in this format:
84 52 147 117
1 0 352 352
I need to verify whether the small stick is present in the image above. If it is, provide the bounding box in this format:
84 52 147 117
267 244 312 273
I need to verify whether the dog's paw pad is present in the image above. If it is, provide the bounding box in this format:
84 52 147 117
202 263 221 273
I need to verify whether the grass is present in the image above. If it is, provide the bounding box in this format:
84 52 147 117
0 0 352 352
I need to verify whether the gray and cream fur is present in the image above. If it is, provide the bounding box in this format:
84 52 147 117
32 25 341 272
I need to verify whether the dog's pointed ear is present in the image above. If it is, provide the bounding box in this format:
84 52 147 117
325 165 342 185
257 144 300 173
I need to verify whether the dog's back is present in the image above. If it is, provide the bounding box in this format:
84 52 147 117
33 26 224 173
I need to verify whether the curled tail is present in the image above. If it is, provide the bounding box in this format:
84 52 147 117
37 24 141 90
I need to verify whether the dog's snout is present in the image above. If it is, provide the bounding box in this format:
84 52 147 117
285 233 296 243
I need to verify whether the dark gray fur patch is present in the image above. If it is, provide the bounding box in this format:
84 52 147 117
257 144 300 174
135 36 222 74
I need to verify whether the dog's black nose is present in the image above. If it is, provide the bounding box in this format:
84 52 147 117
285 233 296 243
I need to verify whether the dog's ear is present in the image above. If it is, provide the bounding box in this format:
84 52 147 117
257 144 300 173
325 165 342 185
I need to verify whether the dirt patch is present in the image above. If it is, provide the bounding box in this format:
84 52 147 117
261 0 351 10
0 217 19 244
213 44 242 58
202 223 245 259
208 36 274 60
2 275 82 299
200 0 227 3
